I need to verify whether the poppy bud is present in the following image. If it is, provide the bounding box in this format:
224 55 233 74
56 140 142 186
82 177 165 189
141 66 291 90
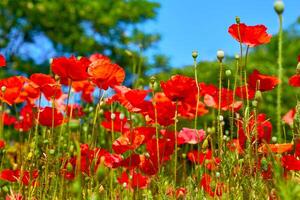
271 136 277 143
235 54 240 60
225 70 231 77
217 50 225 62
66 162 73 172
27 152 33 160
122 182 127 188
125 50 133 57
192 50 198 59
2 186 8 193
43 139 49 144
252 100 258 107
296 63 300 75
235 16 241 24
215 171 221 178
261 157 268 171
49 58 53 64
181 153 186 159
218 115 224 121
1 86 6 93
49 149 55 155
274 0 284 15
255 90 262 102
111 113 116 120
202 138 209 149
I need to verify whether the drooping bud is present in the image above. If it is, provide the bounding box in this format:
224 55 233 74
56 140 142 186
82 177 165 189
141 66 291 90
274 0 284 15
217 50 225 62
192 50 198 59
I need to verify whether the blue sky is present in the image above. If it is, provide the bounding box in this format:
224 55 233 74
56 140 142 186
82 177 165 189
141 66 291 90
143 0 300 67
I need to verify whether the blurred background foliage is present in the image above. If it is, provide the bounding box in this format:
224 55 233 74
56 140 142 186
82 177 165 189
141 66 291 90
0 0 170 79
0 0 300 132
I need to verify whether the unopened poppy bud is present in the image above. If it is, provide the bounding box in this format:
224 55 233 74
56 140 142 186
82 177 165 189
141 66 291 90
49 149 55 155
150 76 156 85
192 50 198 59
69 145 74 153
215 172 221 178
110 113 116 120
255 90 262 101
43 139 49 144
218 115 224 121
274 0 284 15
225 130 229 135
202 138 209 149
2 186 9 193
217 50 224 62
1 86 6 93
252 100 258 107
88 106 93 112
125 49 133 57
225 70 231 77
182 153 186 159
119 112 125 120
49 58 53 64
296 63 300 74
235 16 241 24
27 152 33 160
235 54 240 60
261 157 268 171
122 182 127 188
66 162 73 172
145 152 150 158
271 136 277 143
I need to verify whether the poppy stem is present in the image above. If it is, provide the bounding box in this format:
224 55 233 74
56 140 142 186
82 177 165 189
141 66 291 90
193 55 200 131
276 14 283 141
217 59 223 155
174 100 179 185
151 88 160 170
231 57 239 140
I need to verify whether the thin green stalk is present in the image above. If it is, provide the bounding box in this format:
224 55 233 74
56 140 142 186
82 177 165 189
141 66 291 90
217 60 223 155
174 100 179 185
276 14 283 141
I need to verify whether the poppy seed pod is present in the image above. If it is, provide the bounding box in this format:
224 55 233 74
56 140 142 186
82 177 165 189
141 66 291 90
235 54 240 60
1 86 6 92
217 50 224 62
235 16 240 24
274 0 284 15
225 70 232 77
192 50 198 59
255 90 262 102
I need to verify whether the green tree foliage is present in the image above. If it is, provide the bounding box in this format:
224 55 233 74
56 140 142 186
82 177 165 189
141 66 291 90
0 0 168 77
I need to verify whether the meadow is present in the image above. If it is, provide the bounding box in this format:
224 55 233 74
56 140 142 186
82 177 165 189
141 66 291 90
0 1 299 199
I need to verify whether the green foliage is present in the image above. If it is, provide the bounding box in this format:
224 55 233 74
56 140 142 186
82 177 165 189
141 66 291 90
0 0 168 75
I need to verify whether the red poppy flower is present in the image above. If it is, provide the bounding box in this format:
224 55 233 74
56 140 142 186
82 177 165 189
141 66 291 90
0 139 5 149
112 133 145 154
187 150 221 170
38 107 64 127
238 113 272 149
30 73 62 100
228 23 272 47
117 170 150 190
258 143 293 154
298 55 300 62
177 128 205 145
0 54 6 67
117 154 141 170
227 139 244 154
235 85 256 100
88 54 125 90
282 108 296 126
288 74 300 87
101 112 129 133
66 104 85 118
72 80 95 103
147 101 176 126
281 155 300 171
51 56 90 81
14 104 35 132
248 70 279 92
0 169 39 185
161 75 197 103
200 173 224 197
0 76 24 105
109 86 151 113
2 113 16 126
